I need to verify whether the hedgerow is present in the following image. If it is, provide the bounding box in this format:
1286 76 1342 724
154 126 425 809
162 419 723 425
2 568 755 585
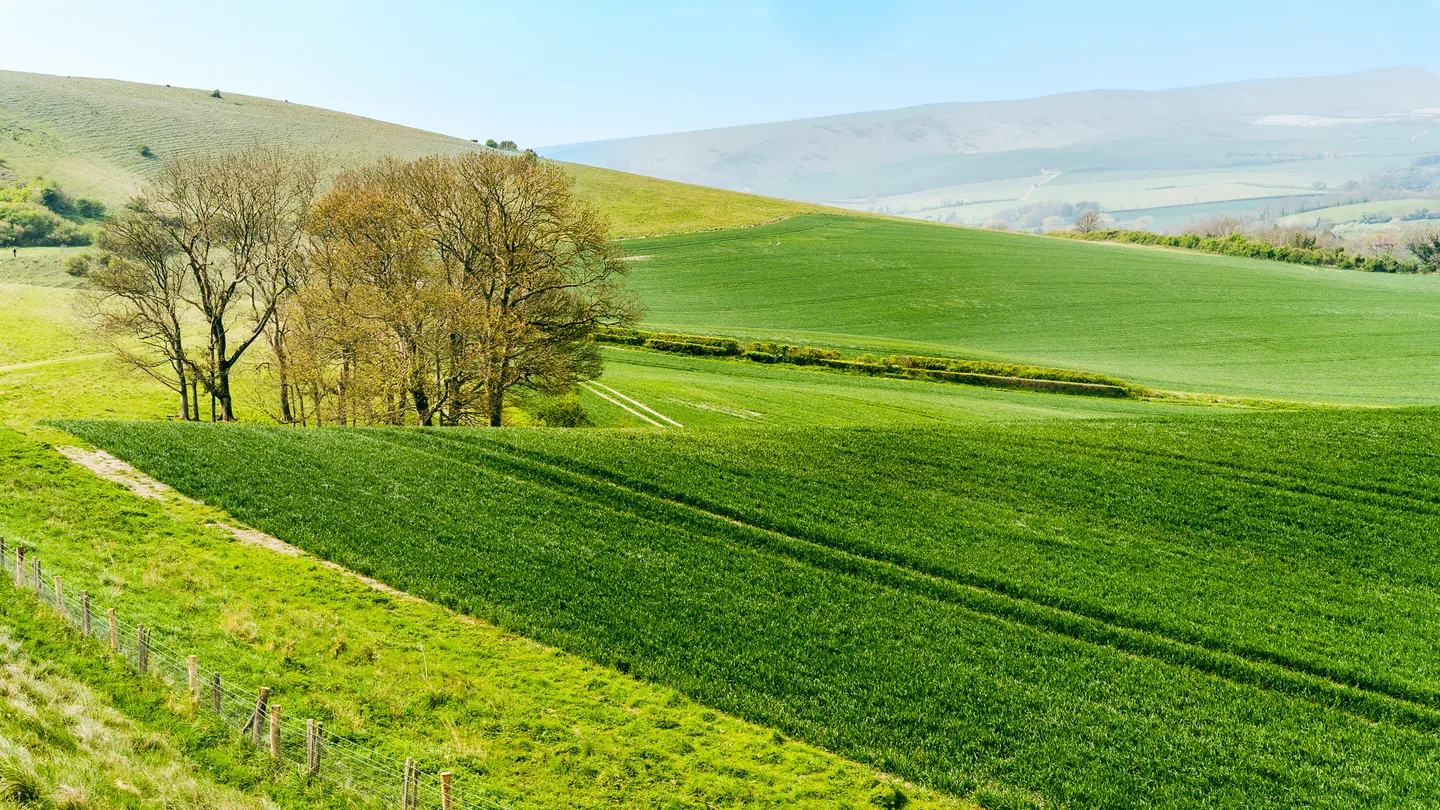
595 326 1133 397
1053 228 1424 273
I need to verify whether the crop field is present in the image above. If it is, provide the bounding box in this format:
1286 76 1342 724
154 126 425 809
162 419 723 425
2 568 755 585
0 426 960 810
62 411 1440 809
623 214 1440 403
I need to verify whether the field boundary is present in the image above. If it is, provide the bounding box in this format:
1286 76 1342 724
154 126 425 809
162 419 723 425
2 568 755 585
369 431 1440 731
594 326 1135 398
0 534 513 810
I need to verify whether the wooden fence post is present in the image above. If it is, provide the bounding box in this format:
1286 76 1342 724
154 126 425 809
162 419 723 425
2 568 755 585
313 721 323 774
81 591 91 636
137 625 149 674
401 757 415 809
107 608 117 652
441 771 453 810
212 672 223 716
32 557 41 596
14 548 23 589
187 656 198 701
269 704 281 759
305 718 317 775
247 687 270 746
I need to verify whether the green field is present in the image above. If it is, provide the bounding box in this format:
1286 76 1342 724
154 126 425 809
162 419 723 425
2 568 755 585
61 412 1440 809
0 426 960 810
622 214 1440 403
0 70 826 239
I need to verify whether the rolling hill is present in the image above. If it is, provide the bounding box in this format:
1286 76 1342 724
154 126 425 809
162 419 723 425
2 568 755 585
620 214 1440 404
542 68 1440 228
0 69 825 238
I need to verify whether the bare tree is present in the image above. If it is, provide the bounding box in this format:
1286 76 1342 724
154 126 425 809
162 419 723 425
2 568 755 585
84 209 193 419
1072 210 1105 233
127 145 318 421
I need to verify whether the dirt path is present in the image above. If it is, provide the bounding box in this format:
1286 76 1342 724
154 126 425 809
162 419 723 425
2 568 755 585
0 353 109 374
55 445 413 600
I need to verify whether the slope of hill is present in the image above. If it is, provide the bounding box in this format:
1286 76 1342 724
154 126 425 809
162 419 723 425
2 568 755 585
542 68 1440 227
0 70 824 237
621 214 1440 404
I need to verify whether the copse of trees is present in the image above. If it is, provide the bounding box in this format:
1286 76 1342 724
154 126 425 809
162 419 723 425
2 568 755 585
287 151 636 426
86 146 636 427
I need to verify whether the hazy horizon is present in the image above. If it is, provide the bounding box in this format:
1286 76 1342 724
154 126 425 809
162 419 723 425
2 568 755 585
4 0 1440 147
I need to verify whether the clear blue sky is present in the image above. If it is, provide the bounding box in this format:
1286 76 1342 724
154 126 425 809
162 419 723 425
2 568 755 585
5 0 1439 147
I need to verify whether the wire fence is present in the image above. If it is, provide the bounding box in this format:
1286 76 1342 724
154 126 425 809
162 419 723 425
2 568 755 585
0 538 513 810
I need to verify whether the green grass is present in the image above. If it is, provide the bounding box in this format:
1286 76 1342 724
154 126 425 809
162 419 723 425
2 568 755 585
622 214 1440 403
0 247 88 288
0 582 359 810
579 348 1210 428
60 412 1440 809
0 426 961 810
0 70 826 239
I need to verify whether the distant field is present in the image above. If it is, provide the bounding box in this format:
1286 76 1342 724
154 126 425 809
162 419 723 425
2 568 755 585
64 411 1440 809
1282 198 1439 225
0 70 824 238
623 214 1440 403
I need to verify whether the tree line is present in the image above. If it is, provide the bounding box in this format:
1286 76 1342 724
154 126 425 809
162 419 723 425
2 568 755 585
85 146 637 426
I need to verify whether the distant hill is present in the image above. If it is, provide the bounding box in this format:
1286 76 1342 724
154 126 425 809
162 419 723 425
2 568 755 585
542 68 1440 230
0 70 824 238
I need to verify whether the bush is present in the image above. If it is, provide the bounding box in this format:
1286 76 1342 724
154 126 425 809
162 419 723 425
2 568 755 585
0 202 94 246
536 396 593 427
137 144 154 158
63 253 94 277
72 198 105 219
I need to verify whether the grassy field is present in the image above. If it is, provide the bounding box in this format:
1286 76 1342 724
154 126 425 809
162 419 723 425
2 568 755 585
0 70 825 239
622 214 1440 403
581 348 1208 428
0 589 345 810
61 412 1440 809
0 426 959 810
1 249 1223 433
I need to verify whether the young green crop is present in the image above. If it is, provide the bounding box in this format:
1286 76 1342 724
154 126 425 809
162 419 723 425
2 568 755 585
622 214 1440 403
62 415 1440 809
1 426 959 810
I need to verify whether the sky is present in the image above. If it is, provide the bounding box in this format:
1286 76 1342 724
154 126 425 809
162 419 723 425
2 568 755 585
3 0 1439 147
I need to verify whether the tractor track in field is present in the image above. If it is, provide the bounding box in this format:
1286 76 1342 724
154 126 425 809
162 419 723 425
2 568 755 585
357 431 1440 732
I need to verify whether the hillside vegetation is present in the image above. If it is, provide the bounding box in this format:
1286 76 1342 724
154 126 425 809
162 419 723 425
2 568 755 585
0 426 962 810
622 214 1440 403
62 411 1440 809
0 70 824 237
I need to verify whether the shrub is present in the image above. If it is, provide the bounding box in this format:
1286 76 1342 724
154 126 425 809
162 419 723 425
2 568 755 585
0 202 94 246
536 396 593 427
72 198 105 219
211 89 223 98
137 144 154 158
63 253 95 277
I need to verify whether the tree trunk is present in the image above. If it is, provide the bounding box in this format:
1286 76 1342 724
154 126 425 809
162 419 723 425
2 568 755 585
175 360 190 421
272 331 293 423
216 367 236 422
486 383 504 427
191 380 200 422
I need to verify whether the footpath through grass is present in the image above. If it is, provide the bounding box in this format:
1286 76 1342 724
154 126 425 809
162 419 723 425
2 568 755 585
62 412 1440 809
0 426 958 810
623 214 1440 403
